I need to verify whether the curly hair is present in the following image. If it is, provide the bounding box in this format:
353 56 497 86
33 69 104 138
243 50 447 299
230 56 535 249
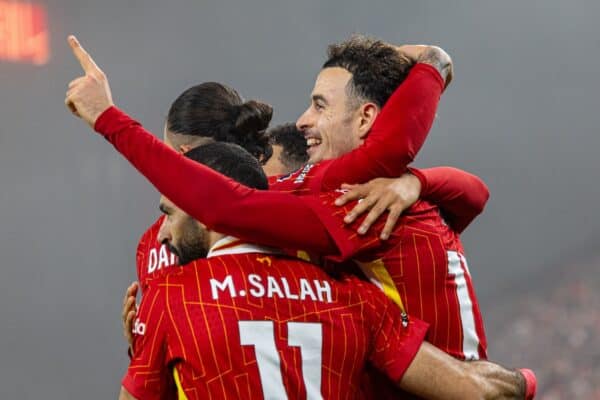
166 82 272 162
323 35 412 108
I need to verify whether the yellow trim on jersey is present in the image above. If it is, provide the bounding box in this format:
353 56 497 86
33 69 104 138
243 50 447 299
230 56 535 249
355 259 406 313
296 250 311 262
173 367 189 400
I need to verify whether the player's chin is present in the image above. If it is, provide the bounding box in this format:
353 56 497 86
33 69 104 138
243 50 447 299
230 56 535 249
306 145 323 163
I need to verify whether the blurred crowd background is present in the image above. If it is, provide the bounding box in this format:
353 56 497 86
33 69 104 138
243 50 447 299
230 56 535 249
489 254 600 398
0 0 598 397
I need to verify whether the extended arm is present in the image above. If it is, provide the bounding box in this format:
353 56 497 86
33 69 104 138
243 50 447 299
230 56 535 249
334 166 489 239
399 342 530 400
411 166 490 233
95 107 346 256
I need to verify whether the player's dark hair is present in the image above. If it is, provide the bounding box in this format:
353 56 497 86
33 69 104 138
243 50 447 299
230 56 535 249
323 35 412 108
167 82 273 162
267 123 309 171
183 142 268 190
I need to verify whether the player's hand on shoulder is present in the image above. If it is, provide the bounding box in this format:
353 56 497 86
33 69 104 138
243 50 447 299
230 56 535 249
65 35 115 128
335 173 421 240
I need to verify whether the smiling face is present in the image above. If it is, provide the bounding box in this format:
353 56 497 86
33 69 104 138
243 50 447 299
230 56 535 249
156 195 210 265
296 67 378 163
296 67 360 163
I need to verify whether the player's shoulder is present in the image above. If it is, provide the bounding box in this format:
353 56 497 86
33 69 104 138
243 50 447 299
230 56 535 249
269 162 330 192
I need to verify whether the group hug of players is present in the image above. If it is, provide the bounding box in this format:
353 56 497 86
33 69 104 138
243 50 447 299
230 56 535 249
65 34 538 399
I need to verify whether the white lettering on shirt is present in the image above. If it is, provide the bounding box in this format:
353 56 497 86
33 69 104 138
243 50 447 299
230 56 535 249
210 274 332 303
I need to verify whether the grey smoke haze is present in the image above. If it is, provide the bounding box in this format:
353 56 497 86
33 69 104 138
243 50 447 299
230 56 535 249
0 0 598 397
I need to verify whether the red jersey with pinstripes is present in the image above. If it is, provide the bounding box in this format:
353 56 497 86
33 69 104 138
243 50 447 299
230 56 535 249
122 241 428 400
313 192 488 361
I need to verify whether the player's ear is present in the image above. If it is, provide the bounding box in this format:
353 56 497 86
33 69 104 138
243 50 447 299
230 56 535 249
357 102 378 140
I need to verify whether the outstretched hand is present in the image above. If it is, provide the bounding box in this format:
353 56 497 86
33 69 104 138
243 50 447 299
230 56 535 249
65 35 114 127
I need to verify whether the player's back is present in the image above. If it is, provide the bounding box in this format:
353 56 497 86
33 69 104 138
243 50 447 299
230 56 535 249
136 240 426 400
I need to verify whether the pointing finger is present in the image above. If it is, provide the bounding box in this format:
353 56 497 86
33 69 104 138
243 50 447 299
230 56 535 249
68 35 100 74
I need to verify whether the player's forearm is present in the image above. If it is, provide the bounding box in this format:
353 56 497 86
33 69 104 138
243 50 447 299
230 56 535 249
395 45 453 88
322 64 444 191
399 343 526 400
465 361 527 400
94 107 340 255
410 166 490 233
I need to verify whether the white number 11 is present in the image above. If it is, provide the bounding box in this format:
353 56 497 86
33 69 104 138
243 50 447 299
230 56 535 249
238 321 323 400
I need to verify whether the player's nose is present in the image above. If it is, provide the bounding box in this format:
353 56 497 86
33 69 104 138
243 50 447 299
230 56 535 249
157 220 171 244
296 107 312 132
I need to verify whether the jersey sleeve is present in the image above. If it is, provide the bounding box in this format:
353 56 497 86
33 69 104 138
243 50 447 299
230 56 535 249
410 166 490 233
365 284 430 383
319 63 444 191
121 284 172 400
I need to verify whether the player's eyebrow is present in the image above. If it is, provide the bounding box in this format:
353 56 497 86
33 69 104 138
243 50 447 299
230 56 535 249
312 94 328 106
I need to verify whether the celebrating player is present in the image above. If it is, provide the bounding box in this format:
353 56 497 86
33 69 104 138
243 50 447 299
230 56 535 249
120 142 534 400
65 34 489 362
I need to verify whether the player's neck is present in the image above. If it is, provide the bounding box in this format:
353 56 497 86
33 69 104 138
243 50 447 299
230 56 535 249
207 231 226 250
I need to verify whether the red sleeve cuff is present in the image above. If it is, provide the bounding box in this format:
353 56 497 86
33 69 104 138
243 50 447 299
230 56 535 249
407 167 429 197
93 105 122 133
297 195 361 261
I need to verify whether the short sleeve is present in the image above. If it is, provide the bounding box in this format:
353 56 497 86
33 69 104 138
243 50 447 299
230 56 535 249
367 286 429 382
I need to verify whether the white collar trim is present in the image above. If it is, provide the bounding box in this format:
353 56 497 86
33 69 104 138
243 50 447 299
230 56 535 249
206 236 281 258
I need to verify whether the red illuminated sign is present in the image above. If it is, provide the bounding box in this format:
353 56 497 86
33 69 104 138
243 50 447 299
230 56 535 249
0 1 49 65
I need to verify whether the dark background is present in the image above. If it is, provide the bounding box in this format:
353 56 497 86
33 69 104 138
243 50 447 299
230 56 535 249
0 0 598 397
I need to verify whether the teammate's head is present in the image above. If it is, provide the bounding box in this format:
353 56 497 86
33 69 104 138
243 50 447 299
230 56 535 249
296 35 411 163
262 123 309 176
164 82 273 162
157 142 268 265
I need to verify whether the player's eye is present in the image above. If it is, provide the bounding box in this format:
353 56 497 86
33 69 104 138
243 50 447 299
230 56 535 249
159 204 171 216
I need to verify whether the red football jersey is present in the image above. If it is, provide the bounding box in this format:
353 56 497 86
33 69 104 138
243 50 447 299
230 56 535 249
122 239 428 400
313 192 488 360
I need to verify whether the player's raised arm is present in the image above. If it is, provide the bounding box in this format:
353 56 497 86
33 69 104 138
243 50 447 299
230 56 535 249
65 35 114 127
